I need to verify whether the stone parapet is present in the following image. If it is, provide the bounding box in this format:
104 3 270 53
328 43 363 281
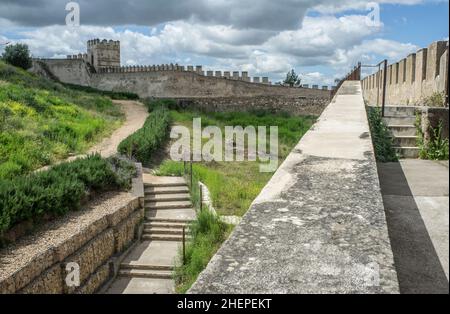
188 81 399 293
362 40 449 106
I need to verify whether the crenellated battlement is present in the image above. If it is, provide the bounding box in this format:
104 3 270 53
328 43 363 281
96 63 273 85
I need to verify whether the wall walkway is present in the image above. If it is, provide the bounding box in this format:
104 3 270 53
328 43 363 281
189 81 399 293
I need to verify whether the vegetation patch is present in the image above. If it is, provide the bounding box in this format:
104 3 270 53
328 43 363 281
157 109 316 216
174 209 232 293
416 114 449 160
0 154 136 244
0 61 125 179
62 83 139 100
118 100 171 164
367 106 398 162
156 108 314 292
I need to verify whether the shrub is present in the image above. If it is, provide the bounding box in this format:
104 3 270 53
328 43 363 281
367 107 398 162
62 83 139 100
418 118 449 160
118 105 171 164
0 154 136 237
1 43 33 70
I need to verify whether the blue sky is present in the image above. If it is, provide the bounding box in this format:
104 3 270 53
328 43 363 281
0 0 448 85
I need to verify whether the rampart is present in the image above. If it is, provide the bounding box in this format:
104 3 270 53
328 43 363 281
189 81 399 293
31 39 332 114
362 40 449 106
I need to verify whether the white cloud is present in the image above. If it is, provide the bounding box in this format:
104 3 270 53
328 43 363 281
0 0 434 85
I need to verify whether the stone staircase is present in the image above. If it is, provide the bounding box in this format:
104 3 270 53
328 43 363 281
383 106 420 158
106 176 196 294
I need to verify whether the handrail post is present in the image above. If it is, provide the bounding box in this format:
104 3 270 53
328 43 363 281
200 185 203 212
182 226 186 265
381 59 387 117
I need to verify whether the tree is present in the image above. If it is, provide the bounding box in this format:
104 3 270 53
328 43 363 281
1 43 32 70
284 69 301 87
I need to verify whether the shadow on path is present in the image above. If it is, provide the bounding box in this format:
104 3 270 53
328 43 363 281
377 162 449 294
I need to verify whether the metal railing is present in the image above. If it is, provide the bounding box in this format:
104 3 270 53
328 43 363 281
361 59 388 117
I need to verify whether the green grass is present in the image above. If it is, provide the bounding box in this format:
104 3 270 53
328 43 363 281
367 106 398 162
0 61 125 179
157 109 315 292
156 109 316 216
174 209 233 293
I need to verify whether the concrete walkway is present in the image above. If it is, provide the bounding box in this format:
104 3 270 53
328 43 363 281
378 159 449 294
189 81 399 293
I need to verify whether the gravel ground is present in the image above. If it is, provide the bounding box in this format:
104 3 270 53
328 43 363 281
0 191 135 281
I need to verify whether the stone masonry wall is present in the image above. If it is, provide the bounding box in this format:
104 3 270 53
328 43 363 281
0 195 144 294
362 40 448 106
172 96 329 116
30 59 331 115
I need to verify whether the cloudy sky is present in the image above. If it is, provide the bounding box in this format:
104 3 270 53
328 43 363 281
0 0 448 85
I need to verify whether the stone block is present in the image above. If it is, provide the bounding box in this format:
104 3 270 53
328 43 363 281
54 216 109 262
406 53 416 83
426 41 448 80
75 263 111 294
113 210 142 253
12 247 55 291
0 276 15 294
19 265 63 294
62 229 114 293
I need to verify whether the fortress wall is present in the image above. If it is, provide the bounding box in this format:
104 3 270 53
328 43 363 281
31 59 92 86
90 70 331 99
172 96 328 116
362 40 448 106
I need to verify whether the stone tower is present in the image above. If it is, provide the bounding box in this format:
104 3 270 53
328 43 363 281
87 39 120 71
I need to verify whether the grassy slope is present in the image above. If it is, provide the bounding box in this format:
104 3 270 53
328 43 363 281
0 61 125 179
157 110 316 216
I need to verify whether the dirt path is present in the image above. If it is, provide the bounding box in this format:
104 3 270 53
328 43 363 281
37 100 148 172
86 100 148 158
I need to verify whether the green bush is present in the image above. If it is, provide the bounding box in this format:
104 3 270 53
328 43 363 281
0 154 136 237
62 83 139 100
418 119 449 160
118 105 171 164
367 107 398 162
1 43 32 70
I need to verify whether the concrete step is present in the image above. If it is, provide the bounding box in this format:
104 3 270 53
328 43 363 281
144 193 190 202
145 201 192 210
392 136 418 147
383 106 417 117
144 222 189 229
145 208 197 222
144 177 186 188
143 228 184 235
383 116 416 125
142 234 191 242
120 263 174 271
394 146 420 159
388 125 417 137
118 269 173 279
146 217 194 224
144 186 189 195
